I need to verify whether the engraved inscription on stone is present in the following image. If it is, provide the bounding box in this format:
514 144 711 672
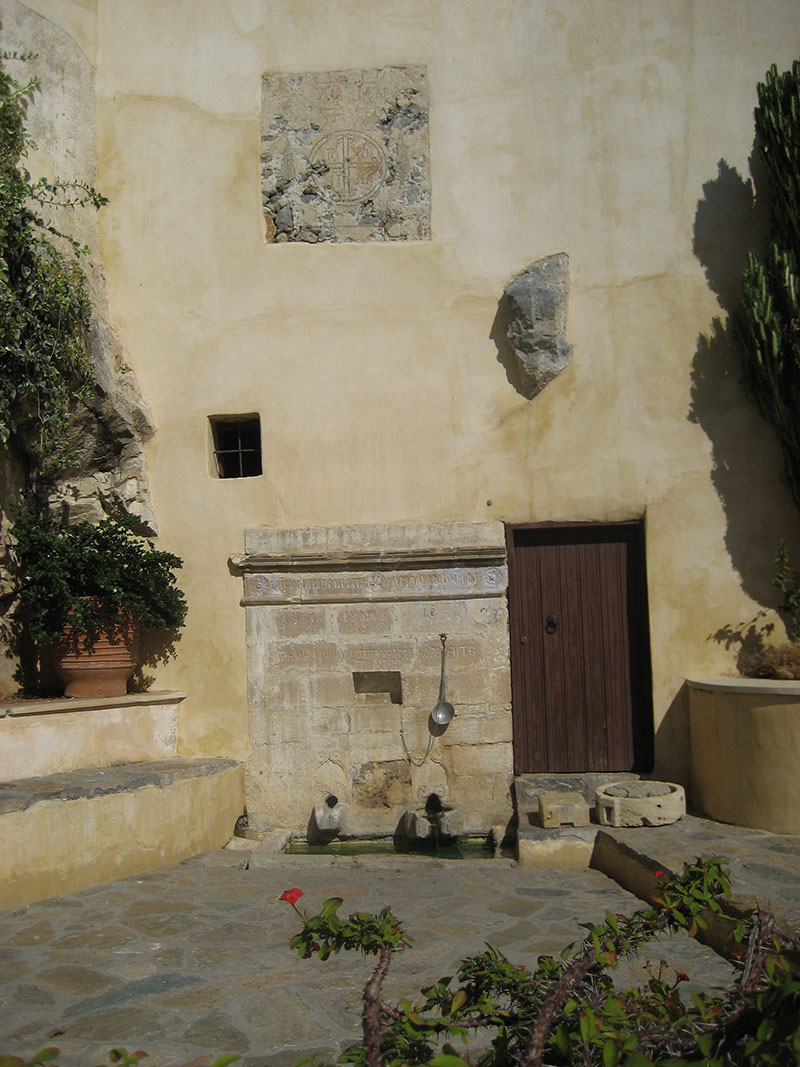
419 641 480 667
276 643 340 669
336 606 393 635
260 66 430 243
344 644 414 671
245 566 507 605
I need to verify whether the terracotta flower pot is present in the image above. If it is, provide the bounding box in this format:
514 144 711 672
53 603 140 698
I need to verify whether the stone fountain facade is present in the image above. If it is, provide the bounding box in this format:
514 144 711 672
234 522 512 836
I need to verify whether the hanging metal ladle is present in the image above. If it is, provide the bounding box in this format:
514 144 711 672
431 633 455 726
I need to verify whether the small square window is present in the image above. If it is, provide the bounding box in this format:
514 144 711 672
209 415 262 479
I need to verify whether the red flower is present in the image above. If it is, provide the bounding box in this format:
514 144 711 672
654 870 665 879
280 888 303 905
675 971 689 982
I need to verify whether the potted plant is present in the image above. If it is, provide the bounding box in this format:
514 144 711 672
9 509 188 697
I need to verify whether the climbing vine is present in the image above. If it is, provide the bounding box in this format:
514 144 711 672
0 56 105 469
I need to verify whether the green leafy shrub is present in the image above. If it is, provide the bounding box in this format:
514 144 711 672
0 57 106 467
737 60 800 512
9 508 187 644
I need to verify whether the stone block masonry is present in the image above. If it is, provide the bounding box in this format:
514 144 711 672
234 523 512 835
260 66 430 243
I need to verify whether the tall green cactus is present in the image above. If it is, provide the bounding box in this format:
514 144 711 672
738 60 800 510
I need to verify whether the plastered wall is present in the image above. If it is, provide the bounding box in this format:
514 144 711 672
7 0 800 806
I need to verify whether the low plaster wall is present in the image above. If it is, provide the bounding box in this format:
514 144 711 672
235 522 513 835
0 692 185 781
0 759 243 910
688 678 800 833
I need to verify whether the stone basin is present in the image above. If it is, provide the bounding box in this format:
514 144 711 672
595 780 685 827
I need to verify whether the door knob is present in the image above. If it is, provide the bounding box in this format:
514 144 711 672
545 613 559 634
521 634 528 644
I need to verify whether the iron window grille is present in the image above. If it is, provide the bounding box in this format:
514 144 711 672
210 416 262 479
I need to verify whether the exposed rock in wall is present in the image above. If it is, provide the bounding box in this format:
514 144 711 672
504 253 573 399
0 3 159 694
353 760 412 808
3 1 157 532
46 318 157 532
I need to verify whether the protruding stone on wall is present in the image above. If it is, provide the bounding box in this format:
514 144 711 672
503 253 573 399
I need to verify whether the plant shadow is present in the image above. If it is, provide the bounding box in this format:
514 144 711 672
690 152 800 646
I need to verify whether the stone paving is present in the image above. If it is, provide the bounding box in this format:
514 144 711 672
0 814 797 1067
606 815 800 941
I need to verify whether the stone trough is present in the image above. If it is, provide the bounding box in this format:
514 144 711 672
595 781 685 827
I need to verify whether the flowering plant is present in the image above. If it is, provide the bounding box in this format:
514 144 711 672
284 859 800 1067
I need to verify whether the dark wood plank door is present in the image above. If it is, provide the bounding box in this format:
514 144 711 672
507 522 652 773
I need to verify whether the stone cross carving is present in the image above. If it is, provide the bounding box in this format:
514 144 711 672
260 66 430 243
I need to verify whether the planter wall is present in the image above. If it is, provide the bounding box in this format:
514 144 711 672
0 759 243 910
688 677 800 833
0 692 185 781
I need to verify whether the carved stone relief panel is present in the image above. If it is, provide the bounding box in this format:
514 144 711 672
260 66 430 243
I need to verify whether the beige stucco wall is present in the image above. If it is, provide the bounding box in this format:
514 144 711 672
7 1 800 801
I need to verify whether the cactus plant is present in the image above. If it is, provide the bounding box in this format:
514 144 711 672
738 60 800 510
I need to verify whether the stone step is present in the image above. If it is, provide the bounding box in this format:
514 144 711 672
513 772 641 868
1 758 244 910
515 772 641 827
514 771 641 810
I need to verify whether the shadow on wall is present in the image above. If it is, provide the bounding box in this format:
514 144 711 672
689 153 800 657
652 681 690 787
490 294 527 397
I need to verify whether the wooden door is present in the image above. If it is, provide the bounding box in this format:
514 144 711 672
507 522 653 773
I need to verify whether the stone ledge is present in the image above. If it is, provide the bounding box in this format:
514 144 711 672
589 830 799 976
0 758 238 814
235 521 507 571
687 677 800 696
517 827 596 869
1 690 186 718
